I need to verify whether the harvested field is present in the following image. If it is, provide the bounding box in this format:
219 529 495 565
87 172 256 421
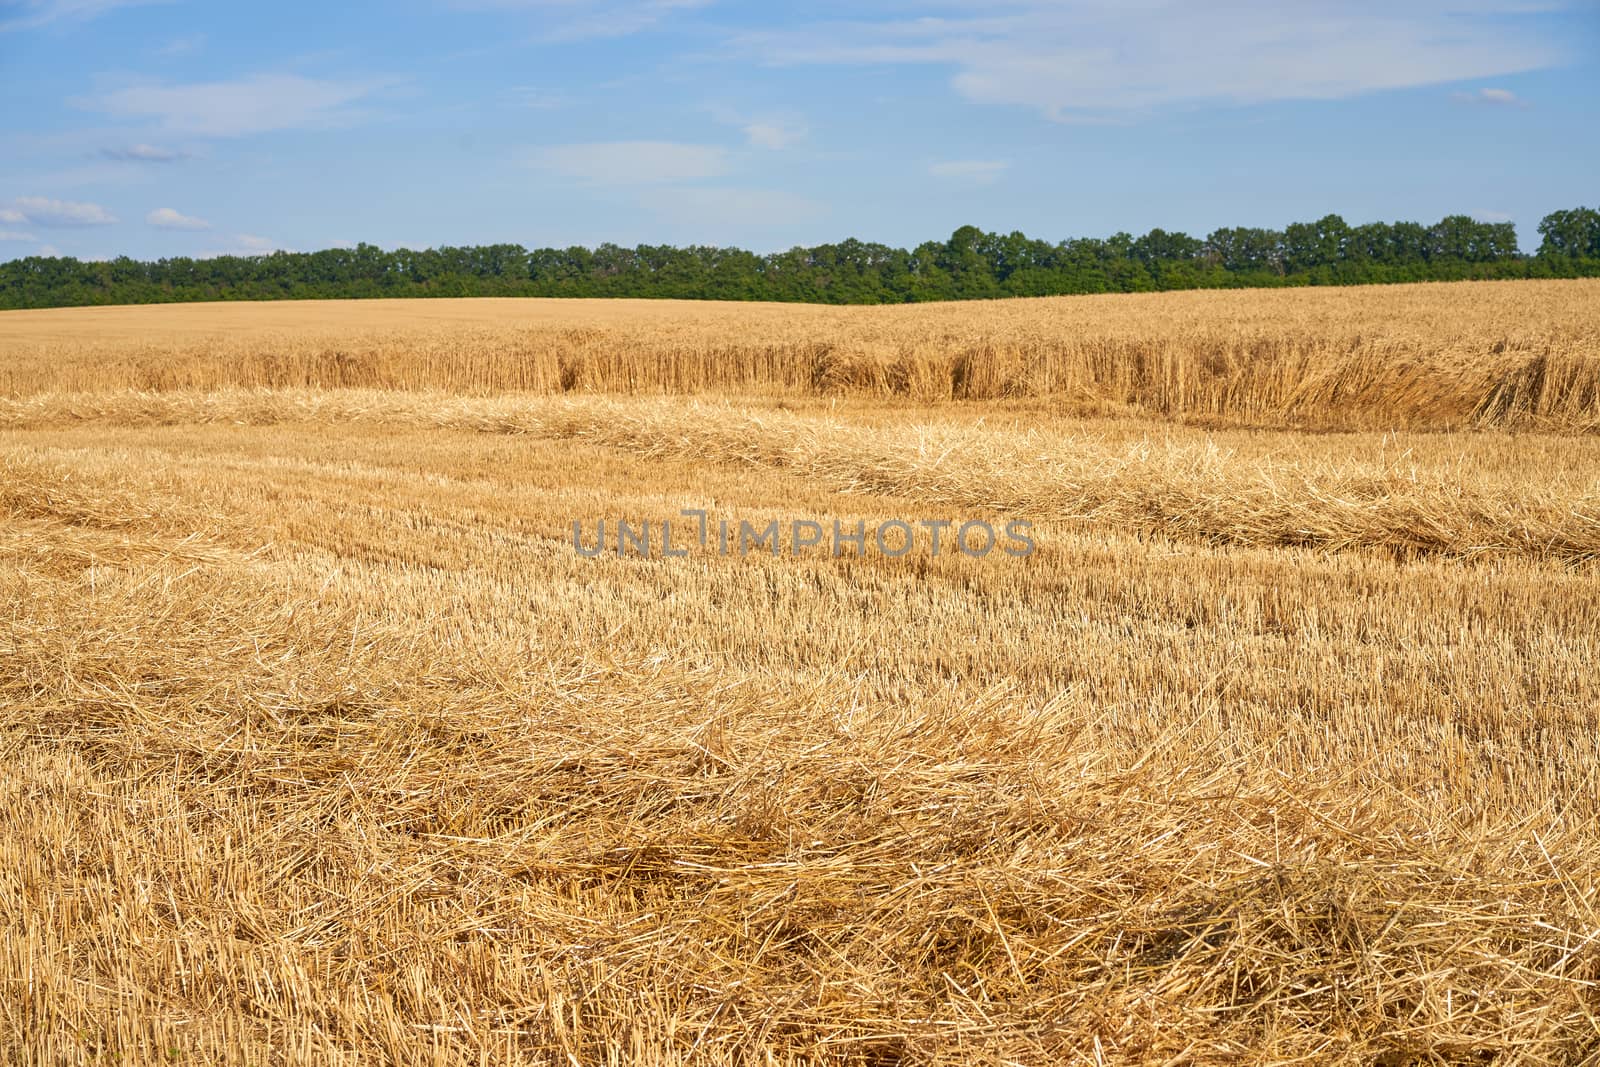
3 283 1600 1065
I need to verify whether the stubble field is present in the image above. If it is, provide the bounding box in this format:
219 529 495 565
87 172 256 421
3 280 1600 1065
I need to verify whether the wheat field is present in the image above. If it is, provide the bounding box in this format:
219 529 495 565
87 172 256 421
3 280 1599 430
4 281 1600 1065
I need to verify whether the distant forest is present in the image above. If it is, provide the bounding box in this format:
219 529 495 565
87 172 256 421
3 207 1599 309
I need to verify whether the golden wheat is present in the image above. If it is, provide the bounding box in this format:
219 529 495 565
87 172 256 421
3 284 1599 1065
2 280 1598 430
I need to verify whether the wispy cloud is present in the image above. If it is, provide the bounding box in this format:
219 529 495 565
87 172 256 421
1452 87 1531 108
146 206 210 230
637 186 829 233
77 74 388 136
235 233 281 251
506 86 566 110
198 233 291 258
6 195 117 226
929 159 1008 184
0 229 38 241
101 142 187 162
706 104 808 150
532 141 730 184
451 0 711 42
156 31 204 56
741 118 807 150
0 0 163 32
738 1 1568 121
546 0 712 42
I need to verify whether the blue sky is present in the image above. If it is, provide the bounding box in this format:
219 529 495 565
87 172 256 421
1 0 1596 260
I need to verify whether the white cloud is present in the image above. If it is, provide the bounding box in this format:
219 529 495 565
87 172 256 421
706 104 808 150
101 142 186 162
453 0 711 41
929 159 1009 184
78 74 385 136
38 244 62 256
0 229 37 241
533 141 730 184
7 196 117 226
197 233 291 258
1452 87 1530 107
742 118 807 150
156 31 203 55
0 0 163 31
739 1 1568 121
146 206 210 230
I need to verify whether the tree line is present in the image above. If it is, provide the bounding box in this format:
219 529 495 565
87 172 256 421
3 207 1598 310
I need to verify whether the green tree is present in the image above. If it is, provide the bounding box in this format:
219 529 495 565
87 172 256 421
1538 207 1600 258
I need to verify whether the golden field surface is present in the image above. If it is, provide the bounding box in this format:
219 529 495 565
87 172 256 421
2 281 1600 1065
2 279 1598 431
